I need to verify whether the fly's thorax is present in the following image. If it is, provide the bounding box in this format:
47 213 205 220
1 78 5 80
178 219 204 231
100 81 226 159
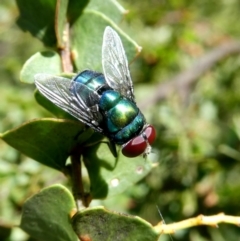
74 70 106 91
99 90 121 111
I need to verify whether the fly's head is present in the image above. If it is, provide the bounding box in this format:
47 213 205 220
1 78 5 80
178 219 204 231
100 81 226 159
121 125 156 158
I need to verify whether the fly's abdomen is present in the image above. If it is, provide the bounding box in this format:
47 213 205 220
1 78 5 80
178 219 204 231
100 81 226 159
99 90 145 144
113 112 145 144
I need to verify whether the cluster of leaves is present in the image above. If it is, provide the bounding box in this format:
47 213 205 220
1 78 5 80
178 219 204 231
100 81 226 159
1 0 240 240
0 0 159 240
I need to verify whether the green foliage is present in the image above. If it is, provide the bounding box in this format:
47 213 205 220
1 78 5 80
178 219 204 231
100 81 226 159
20 51 62 83
1 0 240 240
16 0 58 47
20 184 77 241
71 10 140 71
82 143 152 198
1 118 87 170
1 0 156 240
72 206 159 241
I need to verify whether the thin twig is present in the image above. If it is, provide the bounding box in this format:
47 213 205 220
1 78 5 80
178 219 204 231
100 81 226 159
70 152 84 209
59 22 73 73
70 152 92 209
154 213 240 234
139 41 240 110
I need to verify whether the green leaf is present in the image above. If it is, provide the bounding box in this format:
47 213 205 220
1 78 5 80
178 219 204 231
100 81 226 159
71 10 141 72
82 143 153 199
72 206 159 241
20 51 62 83
16 0 58 46
16 0 89 46
20 184 78 241
87 0 128 23
0 118 92 171
67 0 89 24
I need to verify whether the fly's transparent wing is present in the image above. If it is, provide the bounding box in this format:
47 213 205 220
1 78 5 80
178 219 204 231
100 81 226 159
102 26 135 102
34 73 103 133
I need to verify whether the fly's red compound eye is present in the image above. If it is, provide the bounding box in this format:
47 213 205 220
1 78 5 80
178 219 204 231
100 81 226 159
144 125 156 145
122 125 156 158
122 135 147 158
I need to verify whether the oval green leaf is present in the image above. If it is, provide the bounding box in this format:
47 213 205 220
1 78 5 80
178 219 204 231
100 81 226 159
71 10 141 72
87 0 128 23
82 143 153 199
20 184 78 241
16 0 58 46
20 51 62 84
0 118 91 171
72 206 159 241
67 0 89 24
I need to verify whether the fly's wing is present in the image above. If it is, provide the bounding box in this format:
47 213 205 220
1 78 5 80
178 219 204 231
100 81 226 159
102 26 135 102
34 73 103 133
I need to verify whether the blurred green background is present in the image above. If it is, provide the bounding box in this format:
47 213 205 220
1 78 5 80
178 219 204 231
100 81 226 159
1 0 240 240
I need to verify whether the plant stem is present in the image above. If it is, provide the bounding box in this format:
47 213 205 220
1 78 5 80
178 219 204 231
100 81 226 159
70 151 92 209
59 22 73 73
